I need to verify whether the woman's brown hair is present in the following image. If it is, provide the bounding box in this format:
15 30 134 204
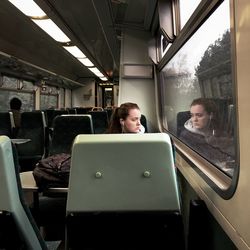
106 102 140 133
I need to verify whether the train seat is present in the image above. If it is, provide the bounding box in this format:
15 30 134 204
0 111 15 138
49 114 94 155
66 133 184 249
104 107 114 122
91 106 104 111
88 110 109 134
66 108 77 114
74 107 93 114
16 111 46 171
0 135 61 250
140 114 148 132
176 111 191 136
44 109 69 129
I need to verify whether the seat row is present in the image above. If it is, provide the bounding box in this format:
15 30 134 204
45 107 111 130
0 109 148 171
0 111 96 171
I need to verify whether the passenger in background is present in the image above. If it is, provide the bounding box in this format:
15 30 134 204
9 97 22 129
180 98 235 171
106 102 145 133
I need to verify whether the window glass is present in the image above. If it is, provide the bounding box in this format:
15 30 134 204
2 76 18 89
40 85 59 109
179 0 201 29
0 75 35 111
40 94 58 110
41 85 58 95
22 80 34 90
161 0 235 177
0 89 34 111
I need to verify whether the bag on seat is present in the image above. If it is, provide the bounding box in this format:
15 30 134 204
33 153 71 190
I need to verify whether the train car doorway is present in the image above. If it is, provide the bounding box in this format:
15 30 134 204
98 83 117 108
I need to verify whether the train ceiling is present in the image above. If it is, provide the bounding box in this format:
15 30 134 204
0 0 157 89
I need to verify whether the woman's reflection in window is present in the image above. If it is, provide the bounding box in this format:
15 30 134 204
180 98 235 175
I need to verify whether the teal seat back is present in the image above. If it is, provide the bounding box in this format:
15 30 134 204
67 133 180 213
0 136 47 250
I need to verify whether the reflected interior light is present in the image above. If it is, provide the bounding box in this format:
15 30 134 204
78 58 94 67
8 0 46 17
32 19 71 43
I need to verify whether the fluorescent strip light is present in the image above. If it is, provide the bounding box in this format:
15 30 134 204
95 73 105 77
32 19 70 43
100 77 108 81
94 72 105 77
88 67 104 78
63 46 86 58
8 0 46 17
78 58 94 67
88 67 101 74
8 0 108 81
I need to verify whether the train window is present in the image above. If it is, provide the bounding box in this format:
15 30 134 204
161 0 236 178
22 80 34 91
0 90 35 111
40 86 59 109
179 0 201 29
2 75 18 89
40 94 58 110
0 75 35 111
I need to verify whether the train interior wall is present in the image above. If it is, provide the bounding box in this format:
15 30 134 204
72 80 96 108
177 169 237 250
119 29 158 132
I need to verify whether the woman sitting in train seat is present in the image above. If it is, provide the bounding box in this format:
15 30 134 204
179 97 235 169
106 102 145 134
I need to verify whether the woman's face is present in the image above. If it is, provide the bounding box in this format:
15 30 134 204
190 104 210 130
121 108 141 133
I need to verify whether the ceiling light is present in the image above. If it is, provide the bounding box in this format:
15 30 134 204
88 67 101 74
32 19 71 43
100 77 108 81
63 46 86 58
78 58 94 67
88 67 104 78
8 0 46 17
8 0 108 81
9 0 70 43
94 72 105 77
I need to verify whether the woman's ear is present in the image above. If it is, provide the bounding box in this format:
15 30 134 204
120 119 124 126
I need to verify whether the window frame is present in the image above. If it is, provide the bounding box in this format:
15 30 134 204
156 0 239 199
